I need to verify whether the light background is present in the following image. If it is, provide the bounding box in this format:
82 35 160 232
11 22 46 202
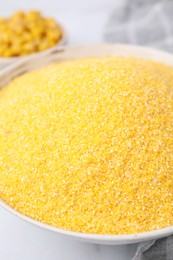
0 0 138 259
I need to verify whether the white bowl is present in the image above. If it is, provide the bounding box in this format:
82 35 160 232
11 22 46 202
0 44 173 245
0 21 67 69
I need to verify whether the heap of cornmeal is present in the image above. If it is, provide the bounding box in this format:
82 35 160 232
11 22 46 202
0 57 173 235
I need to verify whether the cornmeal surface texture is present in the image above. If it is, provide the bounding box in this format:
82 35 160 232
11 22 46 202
0 57 173 234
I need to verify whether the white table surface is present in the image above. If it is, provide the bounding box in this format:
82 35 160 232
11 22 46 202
0 1 138 259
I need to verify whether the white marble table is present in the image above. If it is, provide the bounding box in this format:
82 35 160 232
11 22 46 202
0 207 137 260
0 0 138 259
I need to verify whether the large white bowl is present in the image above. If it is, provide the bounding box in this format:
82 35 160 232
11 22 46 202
0 44 173 245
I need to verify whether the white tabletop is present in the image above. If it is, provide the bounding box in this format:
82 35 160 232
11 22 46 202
0 1 138 259
0 207 137 260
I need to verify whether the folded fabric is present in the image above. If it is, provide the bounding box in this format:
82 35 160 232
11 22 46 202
104 0 173 52
133 237 173 260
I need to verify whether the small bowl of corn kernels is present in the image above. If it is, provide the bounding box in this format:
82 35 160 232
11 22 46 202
0 10 66 66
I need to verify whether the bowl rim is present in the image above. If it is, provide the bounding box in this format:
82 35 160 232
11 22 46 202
1 199 173 244
0 43 173 244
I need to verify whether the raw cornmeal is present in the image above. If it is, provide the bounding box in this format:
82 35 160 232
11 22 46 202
0 57 173 234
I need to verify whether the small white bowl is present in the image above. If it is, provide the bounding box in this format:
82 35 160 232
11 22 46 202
0 21 67 69
0 44 173 245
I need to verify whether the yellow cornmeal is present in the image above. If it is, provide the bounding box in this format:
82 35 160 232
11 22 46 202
0 57 173 235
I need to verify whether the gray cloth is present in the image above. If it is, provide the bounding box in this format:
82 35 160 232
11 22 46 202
133 237 173 260
105 0 173 52
104 0 173 259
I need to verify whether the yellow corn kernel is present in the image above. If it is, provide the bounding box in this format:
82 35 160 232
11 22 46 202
27 10 41 20
1 49 12 57
11 11 25 20
46 29 61 42
38 39 51 51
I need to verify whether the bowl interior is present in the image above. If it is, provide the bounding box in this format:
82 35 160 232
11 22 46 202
0 44 173 245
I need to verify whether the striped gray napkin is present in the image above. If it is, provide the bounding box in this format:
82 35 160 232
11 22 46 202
104 0 173 259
